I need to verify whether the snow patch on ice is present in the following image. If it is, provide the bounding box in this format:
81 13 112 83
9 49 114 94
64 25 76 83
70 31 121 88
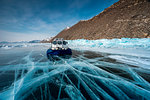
0 43 50 49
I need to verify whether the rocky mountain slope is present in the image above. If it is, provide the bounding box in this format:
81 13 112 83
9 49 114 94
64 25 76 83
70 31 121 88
53 0 150 40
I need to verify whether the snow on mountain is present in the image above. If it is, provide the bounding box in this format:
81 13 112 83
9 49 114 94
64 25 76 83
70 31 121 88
40 37 53 43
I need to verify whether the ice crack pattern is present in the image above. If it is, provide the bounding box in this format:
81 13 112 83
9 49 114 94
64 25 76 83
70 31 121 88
0 38 150 100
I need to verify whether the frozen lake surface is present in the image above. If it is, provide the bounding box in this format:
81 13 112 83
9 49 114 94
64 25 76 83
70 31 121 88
0 38 150 100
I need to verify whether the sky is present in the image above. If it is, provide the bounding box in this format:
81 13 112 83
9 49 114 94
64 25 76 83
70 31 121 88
0 0 118 42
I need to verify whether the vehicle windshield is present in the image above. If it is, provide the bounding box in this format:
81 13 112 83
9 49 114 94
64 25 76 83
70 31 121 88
52 40 68 45
58 41 62 45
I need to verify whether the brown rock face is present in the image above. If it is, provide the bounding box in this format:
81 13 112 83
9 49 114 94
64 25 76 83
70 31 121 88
54 0 150 40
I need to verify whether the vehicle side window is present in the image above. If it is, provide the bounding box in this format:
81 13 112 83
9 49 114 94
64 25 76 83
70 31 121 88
52 41 57 45
63 41 68 45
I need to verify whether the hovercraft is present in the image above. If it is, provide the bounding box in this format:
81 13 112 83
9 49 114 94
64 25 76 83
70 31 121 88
47 38 72 60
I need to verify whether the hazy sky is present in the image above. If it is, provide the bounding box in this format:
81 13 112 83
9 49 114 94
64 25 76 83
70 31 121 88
0 0 118 42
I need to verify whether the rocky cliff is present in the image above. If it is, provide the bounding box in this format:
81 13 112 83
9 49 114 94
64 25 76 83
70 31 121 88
54 0 150 40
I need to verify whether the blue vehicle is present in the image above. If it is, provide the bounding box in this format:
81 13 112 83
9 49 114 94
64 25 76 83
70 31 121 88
47 38 72 60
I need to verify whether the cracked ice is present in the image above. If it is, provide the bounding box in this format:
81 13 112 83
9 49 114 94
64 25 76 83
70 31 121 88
0 38 150 100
